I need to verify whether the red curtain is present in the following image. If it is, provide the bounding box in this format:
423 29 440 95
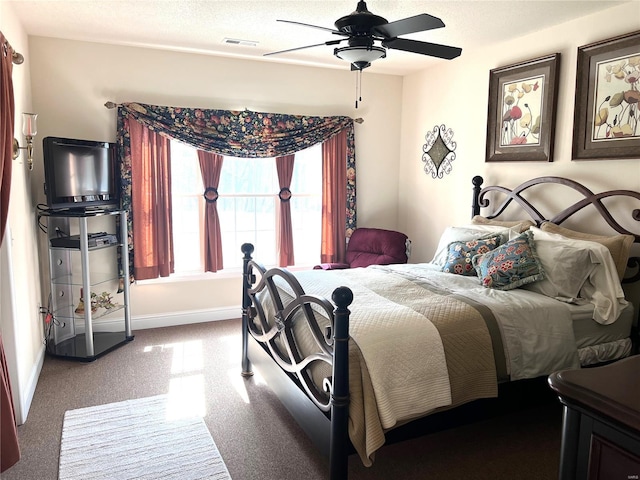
0 33 21 473
320 130 347 264
128 119 174 280
1 33 15 246
0 333 20 472
275 154 295 267
197 150 224 272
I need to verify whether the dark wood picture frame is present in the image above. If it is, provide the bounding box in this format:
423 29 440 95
572 30 640 161
486 53 560 162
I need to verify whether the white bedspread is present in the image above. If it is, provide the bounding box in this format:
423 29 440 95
378 263 581 380
291 268 453 428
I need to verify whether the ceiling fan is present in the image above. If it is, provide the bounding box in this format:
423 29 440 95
264 0 462 71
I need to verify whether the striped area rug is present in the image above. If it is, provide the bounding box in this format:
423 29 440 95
59 395 231 480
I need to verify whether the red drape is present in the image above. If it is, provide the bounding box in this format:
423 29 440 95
1 33 15 246
0 333 20 472
197 150 224 272
276 154 295 267
128 119 174 280
320 130 347 264
0 33 21 473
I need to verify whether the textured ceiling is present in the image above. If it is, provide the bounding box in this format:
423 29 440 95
8 0 632 75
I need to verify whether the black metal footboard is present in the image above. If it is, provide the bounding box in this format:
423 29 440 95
241 243 353 480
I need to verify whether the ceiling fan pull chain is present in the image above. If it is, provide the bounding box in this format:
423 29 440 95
355 70 359 108
355 69 363 109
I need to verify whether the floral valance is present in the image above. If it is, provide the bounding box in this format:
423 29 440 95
117 102 354 157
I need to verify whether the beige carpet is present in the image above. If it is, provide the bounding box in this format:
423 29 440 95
59 394 231 480
2 320 561 480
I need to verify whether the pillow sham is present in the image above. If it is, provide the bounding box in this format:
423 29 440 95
471 215 535 233
431 225 517 266
522 227 596 301
472 230 545 290
442 236 501 276
539 222 634 280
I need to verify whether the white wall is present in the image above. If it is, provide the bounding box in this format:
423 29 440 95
27 37 404 323
0 2 45 425
399 3 640 264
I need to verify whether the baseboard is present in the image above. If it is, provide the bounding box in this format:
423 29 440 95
131 306 241 330
78 306 241 333
18 344 45 425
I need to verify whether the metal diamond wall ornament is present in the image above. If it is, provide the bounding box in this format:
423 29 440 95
422 125 456 179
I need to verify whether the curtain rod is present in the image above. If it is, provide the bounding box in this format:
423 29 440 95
12 51 24 65
2 37 24 64
104 102 364 123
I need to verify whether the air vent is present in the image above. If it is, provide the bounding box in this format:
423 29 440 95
222 38 259 47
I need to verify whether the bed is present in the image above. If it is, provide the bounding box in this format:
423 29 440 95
240 176 640 480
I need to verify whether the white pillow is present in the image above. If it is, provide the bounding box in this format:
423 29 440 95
526 227 627 325
430 225 518 266
580 244 628 325
524 227 596 301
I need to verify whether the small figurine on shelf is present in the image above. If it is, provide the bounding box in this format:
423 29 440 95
75 288 117 315
74 296 84 315
94 291 116 310
75 288 97 315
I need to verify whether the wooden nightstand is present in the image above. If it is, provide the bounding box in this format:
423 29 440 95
548 355 640 480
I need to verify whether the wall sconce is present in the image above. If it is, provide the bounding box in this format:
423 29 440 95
12 113 38 171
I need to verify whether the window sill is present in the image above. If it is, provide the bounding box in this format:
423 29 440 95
135 264 317 285
135 270 240 285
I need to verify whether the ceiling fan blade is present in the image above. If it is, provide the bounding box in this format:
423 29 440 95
276 19 346 36
264 39 345 57
372 14 445 38
383 38 461 60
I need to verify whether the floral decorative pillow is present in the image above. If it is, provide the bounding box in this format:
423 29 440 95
430 226 517 266
472 230 545 290
442 236 501 276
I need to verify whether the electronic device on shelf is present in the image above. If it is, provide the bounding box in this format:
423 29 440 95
43 136 119 211
50 232 119 249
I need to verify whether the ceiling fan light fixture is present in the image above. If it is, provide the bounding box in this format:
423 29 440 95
334 45 386 66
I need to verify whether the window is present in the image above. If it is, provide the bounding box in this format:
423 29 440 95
170 142 322 274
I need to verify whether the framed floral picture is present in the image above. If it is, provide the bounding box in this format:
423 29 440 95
485 53 560 162
572 30 640 160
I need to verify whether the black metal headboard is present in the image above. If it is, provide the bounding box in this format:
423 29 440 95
471 176 640 241
470 176 640 283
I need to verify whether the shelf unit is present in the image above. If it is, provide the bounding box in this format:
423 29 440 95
41 208 133 361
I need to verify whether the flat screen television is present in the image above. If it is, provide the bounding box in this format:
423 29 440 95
43 136 119 211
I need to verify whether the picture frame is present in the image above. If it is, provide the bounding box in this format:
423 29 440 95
572 30 640 161
486 53 560 162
